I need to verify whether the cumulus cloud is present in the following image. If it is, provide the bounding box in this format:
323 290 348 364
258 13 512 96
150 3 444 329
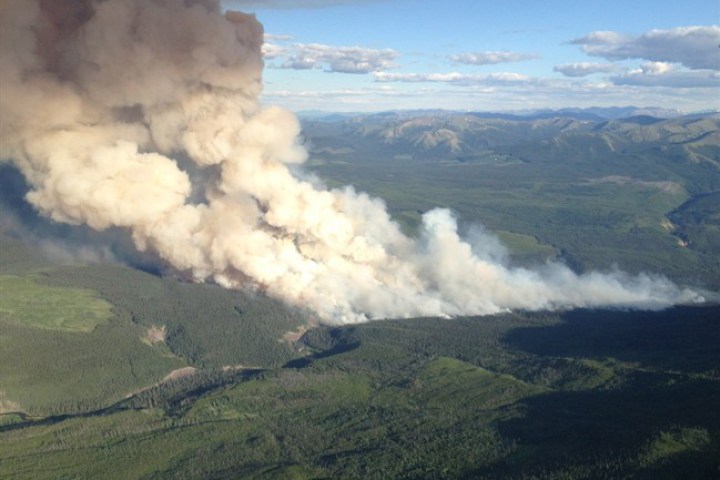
262 42 287 60
451 51 539 65
554 62 617 77
0 0 703 325
270 43 397 73
640 62 675 75
571 26 720 70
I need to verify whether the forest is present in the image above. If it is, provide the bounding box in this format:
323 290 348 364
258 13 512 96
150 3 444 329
1 110 719 479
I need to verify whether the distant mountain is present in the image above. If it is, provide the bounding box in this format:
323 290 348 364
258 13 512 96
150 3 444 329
593 114 720 145
520 106 684 120
301 111 720 168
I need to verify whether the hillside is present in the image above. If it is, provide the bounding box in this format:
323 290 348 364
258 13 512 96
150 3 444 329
0 232 309 416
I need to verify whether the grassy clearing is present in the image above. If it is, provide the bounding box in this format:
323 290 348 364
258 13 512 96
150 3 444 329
0 275 112 332
638 427 712 467
494 230 557 262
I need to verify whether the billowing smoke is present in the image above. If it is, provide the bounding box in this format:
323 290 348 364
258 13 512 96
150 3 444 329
0 0 703 323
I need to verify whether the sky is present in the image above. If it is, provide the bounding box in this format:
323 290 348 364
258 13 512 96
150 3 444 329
224 0 720 113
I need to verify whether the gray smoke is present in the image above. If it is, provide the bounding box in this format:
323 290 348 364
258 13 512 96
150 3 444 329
0 0 703 323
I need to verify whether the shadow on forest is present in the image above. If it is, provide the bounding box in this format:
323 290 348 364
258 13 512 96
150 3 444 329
489 374 720 477
503 305 720 375
487 304 720 477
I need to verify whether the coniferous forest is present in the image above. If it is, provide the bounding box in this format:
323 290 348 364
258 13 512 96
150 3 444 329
1 111 719 479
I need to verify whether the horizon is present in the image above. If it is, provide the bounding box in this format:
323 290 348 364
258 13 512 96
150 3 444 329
292 105 719 117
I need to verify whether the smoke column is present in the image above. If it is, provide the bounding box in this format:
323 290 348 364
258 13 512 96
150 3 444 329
0 0 702 323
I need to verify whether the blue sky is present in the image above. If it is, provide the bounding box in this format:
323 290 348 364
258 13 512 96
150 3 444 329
225 0 720 112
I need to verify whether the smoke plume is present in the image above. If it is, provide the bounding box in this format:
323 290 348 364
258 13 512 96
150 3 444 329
0 0 702 323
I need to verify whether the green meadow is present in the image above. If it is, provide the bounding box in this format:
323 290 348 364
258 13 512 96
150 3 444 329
0 274 112 332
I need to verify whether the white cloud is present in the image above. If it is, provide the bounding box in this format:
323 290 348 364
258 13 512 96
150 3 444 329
269 43 398 74
638 61 675 75
451 51 539 65
554 62 617 77
373 71 531 84
612 63 720 88
262 42 287 60
571 26 720 70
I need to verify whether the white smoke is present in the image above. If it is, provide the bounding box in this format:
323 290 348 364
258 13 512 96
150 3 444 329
0 0 703 324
